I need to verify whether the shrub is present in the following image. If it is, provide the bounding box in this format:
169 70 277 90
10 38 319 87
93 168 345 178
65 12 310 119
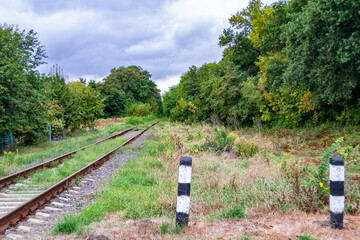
214 128 236 152
234 140 259 158
126 102 153 116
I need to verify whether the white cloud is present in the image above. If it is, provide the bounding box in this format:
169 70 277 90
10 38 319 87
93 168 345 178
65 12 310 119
156 75 181 94
1 0 278 93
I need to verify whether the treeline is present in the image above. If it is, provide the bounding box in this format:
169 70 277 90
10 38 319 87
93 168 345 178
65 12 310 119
0 24 162 143
163 0 360 127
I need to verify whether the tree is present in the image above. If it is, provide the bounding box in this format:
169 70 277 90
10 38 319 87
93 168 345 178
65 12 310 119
0 24 47 141
283 0 360 108
65 82 104 131
43 65 68 136
79 77 87 85
163 86 180 117
98 82 127 118
101 66 162 117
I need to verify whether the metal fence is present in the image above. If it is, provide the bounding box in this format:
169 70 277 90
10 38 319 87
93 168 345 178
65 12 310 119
0 132 14 154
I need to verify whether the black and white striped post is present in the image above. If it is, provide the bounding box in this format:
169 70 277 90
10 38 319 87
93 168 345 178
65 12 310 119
176 156 192 227
329 156 345 230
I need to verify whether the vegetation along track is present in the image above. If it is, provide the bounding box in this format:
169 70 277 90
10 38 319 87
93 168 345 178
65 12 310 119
0 121 159 234
0 126 136 191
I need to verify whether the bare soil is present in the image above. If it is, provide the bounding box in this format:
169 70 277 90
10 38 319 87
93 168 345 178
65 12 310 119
50 210 360 240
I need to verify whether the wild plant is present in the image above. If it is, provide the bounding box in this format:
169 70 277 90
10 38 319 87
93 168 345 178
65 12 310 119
0 159 3 176
234 141 259 158
3 150 16 164
281 137 344 212
300 137 343 197
214 128 236 152
338 144 360 166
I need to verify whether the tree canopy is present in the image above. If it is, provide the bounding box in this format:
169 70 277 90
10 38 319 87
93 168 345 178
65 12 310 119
163 0 360 127
0 24 47 140
99 65 162 117
1 24 162 144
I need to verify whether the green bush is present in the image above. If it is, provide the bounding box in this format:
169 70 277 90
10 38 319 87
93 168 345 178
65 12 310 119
214 128 236 152
126 102 153 116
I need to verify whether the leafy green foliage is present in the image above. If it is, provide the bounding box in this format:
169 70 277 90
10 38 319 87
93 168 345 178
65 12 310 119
98 82 126 118
163 0 360 128
100 66 162 117
163 86 180 117
0 24 107 143
126 102 153 116
65 82 104 131
0 24 48 141
214 128 236 152
283 0 360 107
338 144 360 166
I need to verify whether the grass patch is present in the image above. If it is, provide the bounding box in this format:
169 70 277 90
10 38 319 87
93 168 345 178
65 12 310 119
53 139 169 234
241 234 254 240
158 222 181 235
298 232 318 240
220 206 247 219
25 137 128 187
0 122 131 177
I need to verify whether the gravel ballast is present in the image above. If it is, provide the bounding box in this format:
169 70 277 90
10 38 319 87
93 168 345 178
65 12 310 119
1 130 150 240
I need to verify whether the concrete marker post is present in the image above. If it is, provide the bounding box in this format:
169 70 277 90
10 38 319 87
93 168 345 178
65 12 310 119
329 156 345 230
176 156 192 227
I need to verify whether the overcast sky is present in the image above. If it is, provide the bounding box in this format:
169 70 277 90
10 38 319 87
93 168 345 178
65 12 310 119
0 0 276 94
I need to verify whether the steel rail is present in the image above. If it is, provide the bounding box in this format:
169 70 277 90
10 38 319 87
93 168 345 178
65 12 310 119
0 121 158 234
0 126 135 190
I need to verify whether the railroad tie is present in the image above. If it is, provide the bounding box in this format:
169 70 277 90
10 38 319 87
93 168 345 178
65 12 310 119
35 212 51 218
18 225 32 232
27 218 45 224
6 233 23 240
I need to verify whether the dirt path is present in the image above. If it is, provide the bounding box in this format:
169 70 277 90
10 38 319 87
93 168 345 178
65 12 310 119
50 210 360 240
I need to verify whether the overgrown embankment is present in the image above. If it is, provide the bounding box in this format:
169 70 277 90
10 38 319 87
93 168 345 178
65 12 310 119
52 121 360 239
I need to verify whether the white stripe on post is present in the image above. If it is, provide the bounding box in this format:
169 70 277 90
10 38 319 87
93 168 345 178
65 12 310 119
329 164 345 181
178 165 192 183
176 195 191 214
176 156 192 227
329 156 345 230
330 196 345 213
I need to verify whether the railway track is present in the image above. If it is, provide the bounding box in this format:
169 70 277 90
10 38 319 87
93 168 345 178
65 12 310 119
0 126 135 191
0 121 158 235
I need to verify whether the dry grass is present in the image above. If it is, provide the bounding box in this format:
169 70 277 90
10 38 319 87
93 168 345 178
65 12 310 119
95 118 125 129
49 121 360 239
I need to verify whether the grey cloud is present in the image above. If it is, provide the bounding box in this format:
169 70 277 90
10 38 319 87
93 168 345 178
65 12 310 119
2 0 277 93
